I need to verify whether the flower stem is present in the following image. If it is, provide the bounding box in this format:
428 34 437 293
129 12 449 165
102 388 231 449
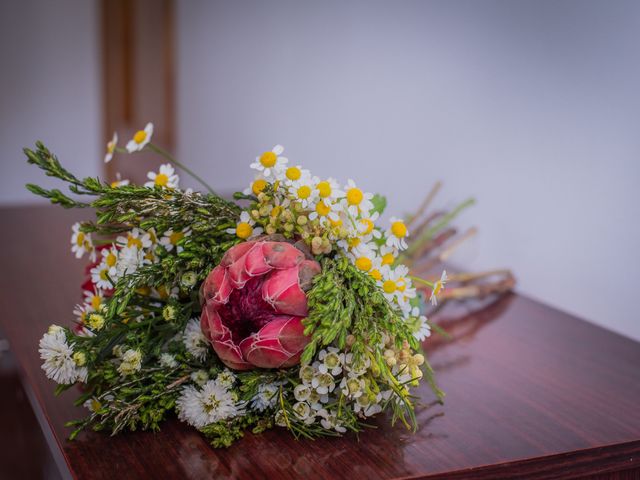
147 143 218 196
409 275 435 288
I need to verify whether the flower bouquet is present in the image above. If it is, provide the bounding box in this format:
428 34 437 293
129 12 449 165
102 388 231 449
28 124 468 448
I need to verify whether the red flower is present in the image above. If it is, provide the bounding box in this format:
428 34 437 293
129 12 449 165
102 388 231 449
200 240 321 370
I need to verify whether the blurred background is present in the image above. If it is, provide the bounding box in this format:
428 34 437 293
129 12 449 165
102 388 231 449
1 0 638 348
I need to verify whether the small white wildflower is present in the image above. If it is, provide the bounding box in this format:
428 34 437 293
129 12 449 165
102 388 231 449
215 369 236 389
39 327 80 384
117 349 142 376
190 370 209 386
176 380 243 428
126 122 153 152
251 382 280 412
183 318 208 361
159 353 178 368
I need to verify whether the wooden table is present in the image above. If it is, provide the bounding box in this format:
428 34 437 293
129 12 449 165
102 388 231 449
1 205 639 480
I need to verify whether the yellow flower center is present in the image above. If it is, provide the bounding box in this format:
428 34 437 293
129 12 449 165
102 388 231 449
76 232 85 246
133 130 147 144
391 221 407 238
382 280 397 294
145 251 155 261
155 173 169 186
346 187 363 205
369 269 382 281
105 252 117 267
381 253 395 266
355 257 372 272
169 231 184 245
347 237 360 248
286 167 301 180
252 179 268 195
236 222 253 239
107 141 116 153
297 186 311 199
99 269 109 281
127 237 142 249
315 201 330 217
90 295 101 310
397 278 407 292
360 218 374 235
329 217 342 227
433 281 443 296
260 151 277 168
110 180 120 188
270 206 282 218
317 181 332 198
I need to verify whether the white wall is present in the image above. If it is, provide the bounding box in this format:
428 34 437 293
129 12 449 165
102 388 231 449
177 0 640 340
0 0 101 205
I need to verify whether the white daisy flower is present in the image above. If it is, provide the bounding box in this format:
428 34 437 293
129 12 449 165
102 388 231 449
116 228 153 251
357 212 381 239
176 380 244 428
251 382 281 412
183 318 208 361
70 223 94 260
90 260 116 290
282 165 311 188
289 174 318 209
378 244 398 267
39 327 80 385
412 314 431 342
83 287 106 313
115 245 145 277
243 176 270 197
126 122 153 152
104 132 118 163
110 172 130 188
349 247 379 273
386 217 409 250
144 163 179 189
190 370 210 386
250 145 288 179
225 211 263 240
159 227 191 253
315 177 345 205
430 270 448 306
308 199 342 225
342 179 374 217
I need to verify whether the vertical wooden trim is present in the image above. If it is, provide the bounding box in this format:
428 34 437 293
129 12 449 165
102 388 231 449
100 0 175 183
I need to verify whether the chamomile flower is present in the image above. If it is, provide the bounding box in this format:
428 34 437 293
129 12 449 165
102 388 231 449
116 228 152 251
83 287 106 312
308 199 341 225
159 353 178 368
110 172 130 188
104 132 118 163
90 260 116 290
315 178 344 205
115 246 145 277
411 314 431 342
430 270 448 306
349 248 378 273
126 122 153 152
342 179 374 217
243 176 270 196
70 223 94 260
289 174 317 209
226 211 263 240
159 227 191 253
145 163 179 189
357 212 381 239
386 217 409 250
378 244 398 267
183 318 208 361
176 380 243 428
250 145 288 179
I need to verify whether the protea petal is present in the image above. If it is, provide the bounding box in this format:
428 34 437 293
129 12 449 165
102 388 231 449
262 267 308 316
227 250 252 288
220 240 255 267
244 242 273 277
202 265 233 306
262 242 304 269
212 339 252 370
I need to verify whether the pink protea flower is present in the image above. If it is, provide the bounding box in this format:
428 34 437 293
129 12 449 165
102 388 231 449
200 239 321 370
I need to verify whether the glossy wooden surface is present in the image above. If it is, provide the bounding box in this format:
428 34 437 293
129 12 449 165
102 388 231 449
1 205 639 479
